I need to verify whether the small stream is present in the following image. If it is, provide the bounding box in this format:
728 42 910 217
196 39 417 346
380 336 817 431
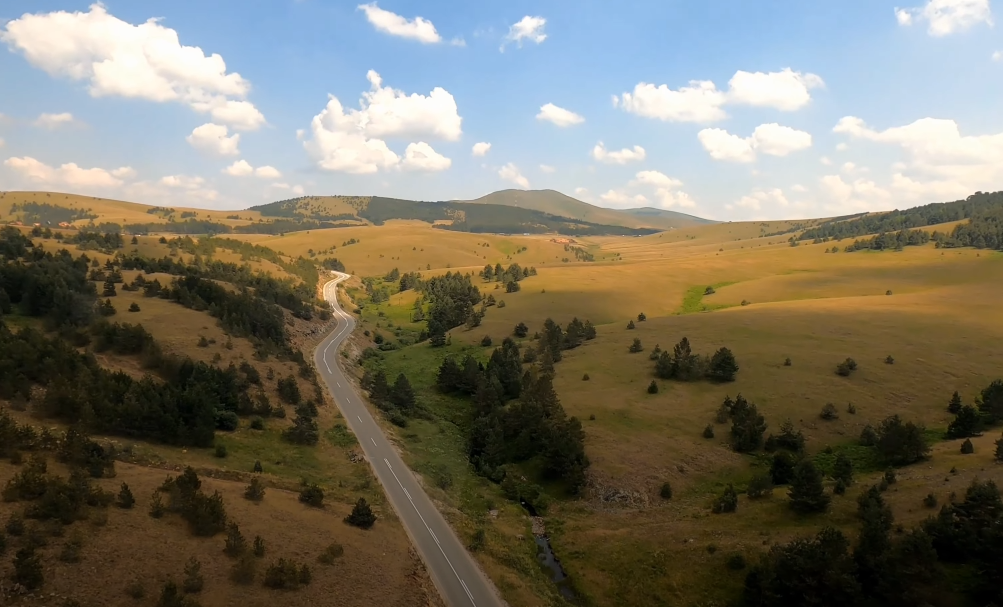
520 500 577 601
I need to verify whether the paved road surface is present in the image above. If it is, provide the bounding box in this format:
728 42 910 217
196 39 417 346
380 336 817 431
314 273 505 607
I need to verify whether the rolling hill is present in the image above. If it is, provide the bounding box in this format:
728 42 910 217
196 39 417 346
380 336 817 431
455 189 715 230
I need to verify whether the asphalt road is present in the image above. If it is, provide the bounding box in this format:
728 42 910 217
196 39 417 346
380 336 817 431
315 272 504 607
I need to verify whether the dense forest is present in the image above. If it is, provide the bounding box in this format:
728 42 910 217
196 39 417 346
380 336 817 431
10 202 97 224
798 191 1003 242
419 272 483 346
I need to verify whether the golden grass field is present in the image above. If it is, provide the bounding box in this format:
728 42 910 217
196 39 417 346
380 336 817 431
4 192 1003 606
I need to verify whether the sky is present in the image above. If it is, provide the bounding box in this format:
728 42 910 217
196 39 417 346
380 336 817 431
0 0 1000 221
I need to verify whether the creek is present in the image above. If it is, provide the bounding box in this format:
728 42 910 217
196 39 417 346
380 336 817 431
520 500 577 601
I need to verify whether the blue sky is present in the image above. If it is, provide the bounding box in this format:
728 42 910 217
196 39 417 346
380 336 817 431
0 0 1000 220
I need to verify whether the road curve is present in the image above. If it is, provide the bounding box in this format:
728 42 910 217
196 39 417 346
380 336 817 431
315 273 505 607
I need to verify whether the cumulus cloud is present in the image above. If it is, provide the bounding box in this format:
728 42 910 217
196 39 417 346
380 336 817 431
539 164 556 173
186 123 240 156
791 184 808 193
4 156 133 189
255 165 281 179
498 162 529 188
895 0 992 36
614 68 823 123
732 188 789 211
357 3 442 43
33 112 77 129
303 70 460 174
223 159 253 176
698 123 812 162
994 50 1002 61
600 190 648 206
832 115 1003 204
402 142 451 171
591 141 646 164
501 16 546 51
598 170 695 209
1 4 265 130
472 142 491 156
536 103 584 127
633 170 683 189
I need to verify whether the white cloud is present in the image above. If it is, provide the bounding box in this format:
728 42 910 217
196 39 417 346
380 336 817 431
472 142 491 156
895 0 992 36
255 165 281 179
791 184 808 193
1 4 265 131
820 156 833 165
591 141 646 164
357 3 442 43
633 170 683 189
615 68 823 123
33 112 77 129
0 138 4 149
698 123 812 163
600 190 648 206
614 80 726 123
186 123 240 156
4 155 130 189
993 50 1003 61
292 185 305 195
402 142 451 171
160 174 205 189
539 164 556 173
303 70 461 174
727 68 824 111
836 142 849 151
501 16 546 51
597 170 695 209
223 159 253 176
498 162 529 188
536 103 584 127
820 174 892 211
574 187 590 199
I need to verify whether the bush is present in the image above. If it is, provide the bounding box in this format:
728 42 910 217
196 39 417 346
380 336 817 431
224 522 246 557
659 482 672 500
629 338 643 353
118 482 135 509
149 491 166 518
819 403 839 420
847 403 856 415
317 542 344 565
637 312 647 321
513 322 529 338
298 484 324 508
13 547 43 590
250 417 264 430
128 303 140 312
884 468 897 485
582 373 589 381
836 358 857 376
647 380 659 394
125 579 146 599
712 484 738 513
923 493 937 508
747 474 773 499
708 347 739 382
480 335 492 347
783 357 792 366
859 425 878 446
345 497 376 529
626 320 635 329
6 514 25 536
253 536 266 557
244 478 265 502
264 558 311 589
702 424 715 439
726 553 747 571
183 557 204 593
885 355 895 364
961 438 974 454
214 444 227 458
875 415 929 466
230 553 256 585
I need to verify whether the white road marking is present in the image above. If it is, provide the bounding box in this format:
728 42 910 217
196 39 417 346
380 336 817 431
358 416 362 422
371 437 377 446
337 381 341 387
383 458 476 606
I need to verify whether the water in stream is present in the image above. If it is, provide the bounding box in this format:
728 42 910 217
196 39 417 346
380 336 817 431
521 500 577 601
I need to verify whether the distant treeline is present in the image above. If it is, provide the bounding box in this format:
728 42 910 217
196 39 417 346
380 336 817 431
86 218 354 237
10 202 97 224
839 204 1003 252
799 191 1003 242
249 197 360 222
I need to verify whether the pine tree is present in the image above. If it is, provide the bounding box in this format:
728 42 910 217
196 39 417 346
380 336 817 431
832 452 853 486
647 380 658 394
712 484 738 513
117 482 135 509
996 433 1003 462
960 438 974 454
369 370 391 407
224 522 247 557
626 320 635 329
102 279 117 297
390 373 417 414
13 547 43 590
629 338 643 353
946 404 982 439
789 460 830 513
948 391 963 414
708 347 739 382
345 498 377 529
182 557 204 593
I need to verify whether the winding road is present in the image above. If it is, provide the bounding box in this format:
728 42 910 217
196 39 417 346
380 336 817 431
314 272 505 607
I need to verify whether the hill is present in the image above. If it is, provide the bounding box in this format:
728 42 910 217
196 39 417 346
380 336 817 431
457 189 714 230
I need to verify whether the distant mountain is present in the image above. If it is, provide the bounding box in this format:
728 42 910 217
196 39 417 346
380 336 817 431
455 189 714 230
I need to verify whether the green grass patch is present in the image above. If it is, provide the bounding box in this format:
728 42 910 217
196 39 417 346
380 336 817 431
676 281 738 315
326 423 358 448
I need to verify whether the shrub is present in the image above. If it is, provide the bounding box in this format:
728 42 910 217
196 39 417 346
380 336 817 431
629 338 643 353
298 484 324 508
740 300 751 306
886 290 893 295
253 536 266 557
253 460 263 473
783 357 792 366
214 444 227 458
884 468 897 485
712 484 738 513
875 415 929 465
832 453 853 487
128 303 140 312
747 474 774 499
726 553 747 571
250 417 264 430
183 557 204 593
582 373 589 381
637 312 647 321
317 542 344 565
960 438 974 454
885 355 895 364
626 320 635 329
264 558 311 589
946 405 982 439
117 482 135 509
345 497 376 529
923 493 937 509
513 322 529 338
819 403 839 420
13 547 43 590
659 482 672 500
647 380 659 394
847 403 856 415
125 579 146 599
708 347 739 382
947 391 963 414
149 491 165 518
836 358 857 376
788 460 830 514
859 425 878 447
59 537 82 563
704 286 716 295
244 478 265 502
480 335 492 347
702 424 715 439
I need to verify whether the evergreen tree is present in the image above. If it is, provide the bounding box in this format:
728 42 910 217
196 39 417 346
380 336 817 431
977 379 1003 423
946 404 982 439
224 522 246 557
369 370 390 407
708 347 739 382
182 557 204 593
513 322 529 338
789 460 830 513
712 484 738 513
770 451 797 485
960 438 974 454
436 356 462 393
948 391 963 414
117 482 135 509
730 398 766 453
12 547 43 590
647 380 658 394
875 415 930 465
626 320 635 329
996 433 1003 462
390 373 417 414
629 338 643 353
832 452 854 486
345 498 376 529
102 278 117 297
